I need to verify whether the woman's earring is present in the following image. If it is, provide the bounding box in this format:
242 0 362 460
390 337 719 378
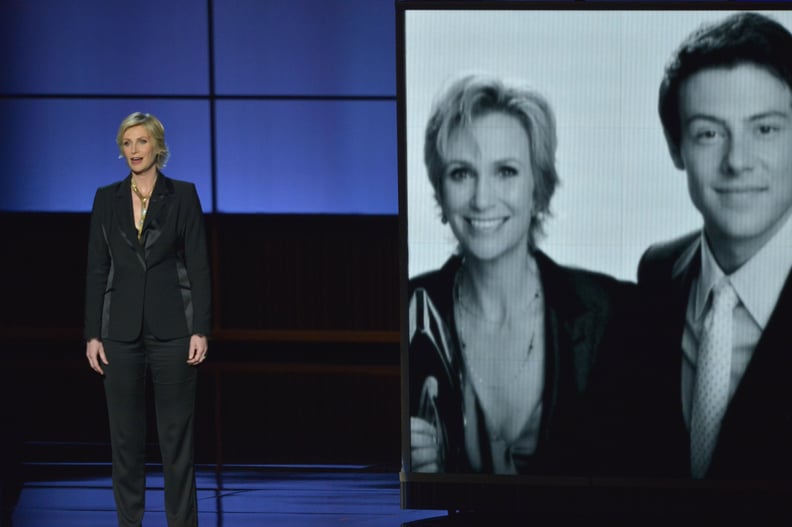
441 213 448 224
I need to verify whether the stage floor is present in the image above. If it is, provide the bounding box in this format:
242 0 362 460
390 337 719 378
10 463 789 526
10 464 446 527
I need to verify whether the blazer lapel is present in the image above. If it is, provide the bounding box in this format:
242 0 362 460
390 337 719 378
113 176 146 270
710 268 792 477
666 239 700 444
534 252 598 443
666 240 700 399
647 236 700 407
636 236 700 477
141 174 174 257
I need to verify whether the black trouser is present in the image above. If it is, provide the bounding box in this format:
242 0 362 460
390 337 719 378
103 332 197 527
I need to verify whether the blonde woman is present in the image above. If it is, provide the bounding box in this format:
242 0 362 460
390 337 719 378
84 112 211 526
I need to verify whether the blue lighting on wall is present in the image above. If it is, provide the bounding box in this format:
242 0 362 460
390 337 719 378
0 0 396 214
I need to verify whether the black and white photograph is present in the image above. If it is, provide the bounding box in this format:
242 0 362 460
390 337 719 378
403 6 792 488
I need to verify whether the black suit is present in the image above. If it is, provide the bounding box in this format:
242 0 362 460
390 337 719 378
84 173 211 342
84 173 211 527
637 232 792 479
408 252 636 475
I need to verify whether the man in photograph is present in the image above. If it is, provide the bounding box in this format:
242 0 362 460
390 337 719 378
637 12 792 479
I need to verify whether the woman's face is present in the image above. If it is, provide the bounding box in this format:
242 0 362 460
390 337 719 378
121 124 159 175
440 111 535 263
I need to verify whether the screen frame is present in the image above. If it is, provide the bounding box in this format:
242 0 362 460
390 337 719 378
397 0 792 514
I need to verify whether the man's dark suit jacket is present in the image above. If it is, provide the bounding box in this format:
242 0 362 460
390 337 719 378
635 231 792 479
408 252 636 475
84 173 212 342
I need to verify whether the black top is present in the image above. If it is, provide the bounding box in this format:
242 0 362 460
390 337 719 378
408 251 636 475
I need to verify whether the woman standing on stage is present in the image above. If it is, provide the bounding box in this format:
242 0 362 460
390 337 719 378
84 112 211 526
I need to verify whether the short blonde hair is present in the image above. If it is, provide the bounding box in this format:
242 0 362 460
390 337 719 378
116 112 170 168
424 73 559 250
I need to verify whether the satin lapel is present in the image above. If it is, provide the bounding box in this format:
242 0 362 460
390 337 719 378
142 175 173 258
113 176 146 271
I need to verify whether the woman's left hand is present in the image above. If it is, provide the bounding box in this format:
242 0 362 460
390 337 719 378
187 334 209 366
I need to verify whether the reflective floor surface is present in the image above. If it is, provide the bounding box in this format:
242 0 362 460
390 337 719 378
9 464 446 527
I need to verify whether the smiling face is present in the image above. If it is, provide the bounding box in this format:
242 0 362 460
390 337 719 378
121 124 159 176
672 63 792 267
439 111 535 263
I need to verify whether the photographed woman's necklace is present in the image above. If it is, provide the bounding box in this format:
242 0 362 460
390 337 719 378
453 267 541 387
453 264 545 448
131 177 156 240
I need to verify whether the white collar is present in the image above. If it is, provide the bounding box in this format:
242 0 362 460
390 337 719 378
696 214 792 329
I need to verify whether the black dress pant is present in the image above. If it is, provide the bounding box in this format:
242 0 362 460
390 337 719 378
103 332 197 527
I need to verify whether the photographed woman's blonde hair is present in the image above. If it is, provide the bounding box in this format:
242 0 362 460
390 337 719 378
424 73 559 250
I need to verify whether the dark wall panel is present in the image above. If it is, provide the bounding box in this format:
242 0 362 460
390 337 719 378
213 214 399 331
0 213 398 333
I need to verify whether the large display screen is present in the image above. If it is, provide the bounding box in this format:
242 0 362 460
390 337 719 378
399 2 792 513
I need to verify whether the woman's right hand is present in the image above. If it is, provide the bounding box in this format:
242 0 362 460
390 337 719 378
411 416 441 473
86 338 108 375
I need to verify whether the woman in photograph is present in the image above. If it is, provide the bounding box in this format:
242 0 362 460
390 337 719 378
409 74 634 475
84 112 211 526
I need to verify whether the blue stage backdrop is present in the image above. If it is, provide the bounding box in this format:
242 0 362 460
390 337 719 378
0 0 396 214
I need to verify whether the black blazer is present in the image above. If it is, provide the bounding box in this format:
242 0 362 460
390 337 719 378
408 252 635 475
637 232 792 479
84 173 212 342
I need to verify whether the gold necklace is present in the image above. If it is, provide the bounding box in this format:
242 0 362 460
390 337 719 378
130 177 156 240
